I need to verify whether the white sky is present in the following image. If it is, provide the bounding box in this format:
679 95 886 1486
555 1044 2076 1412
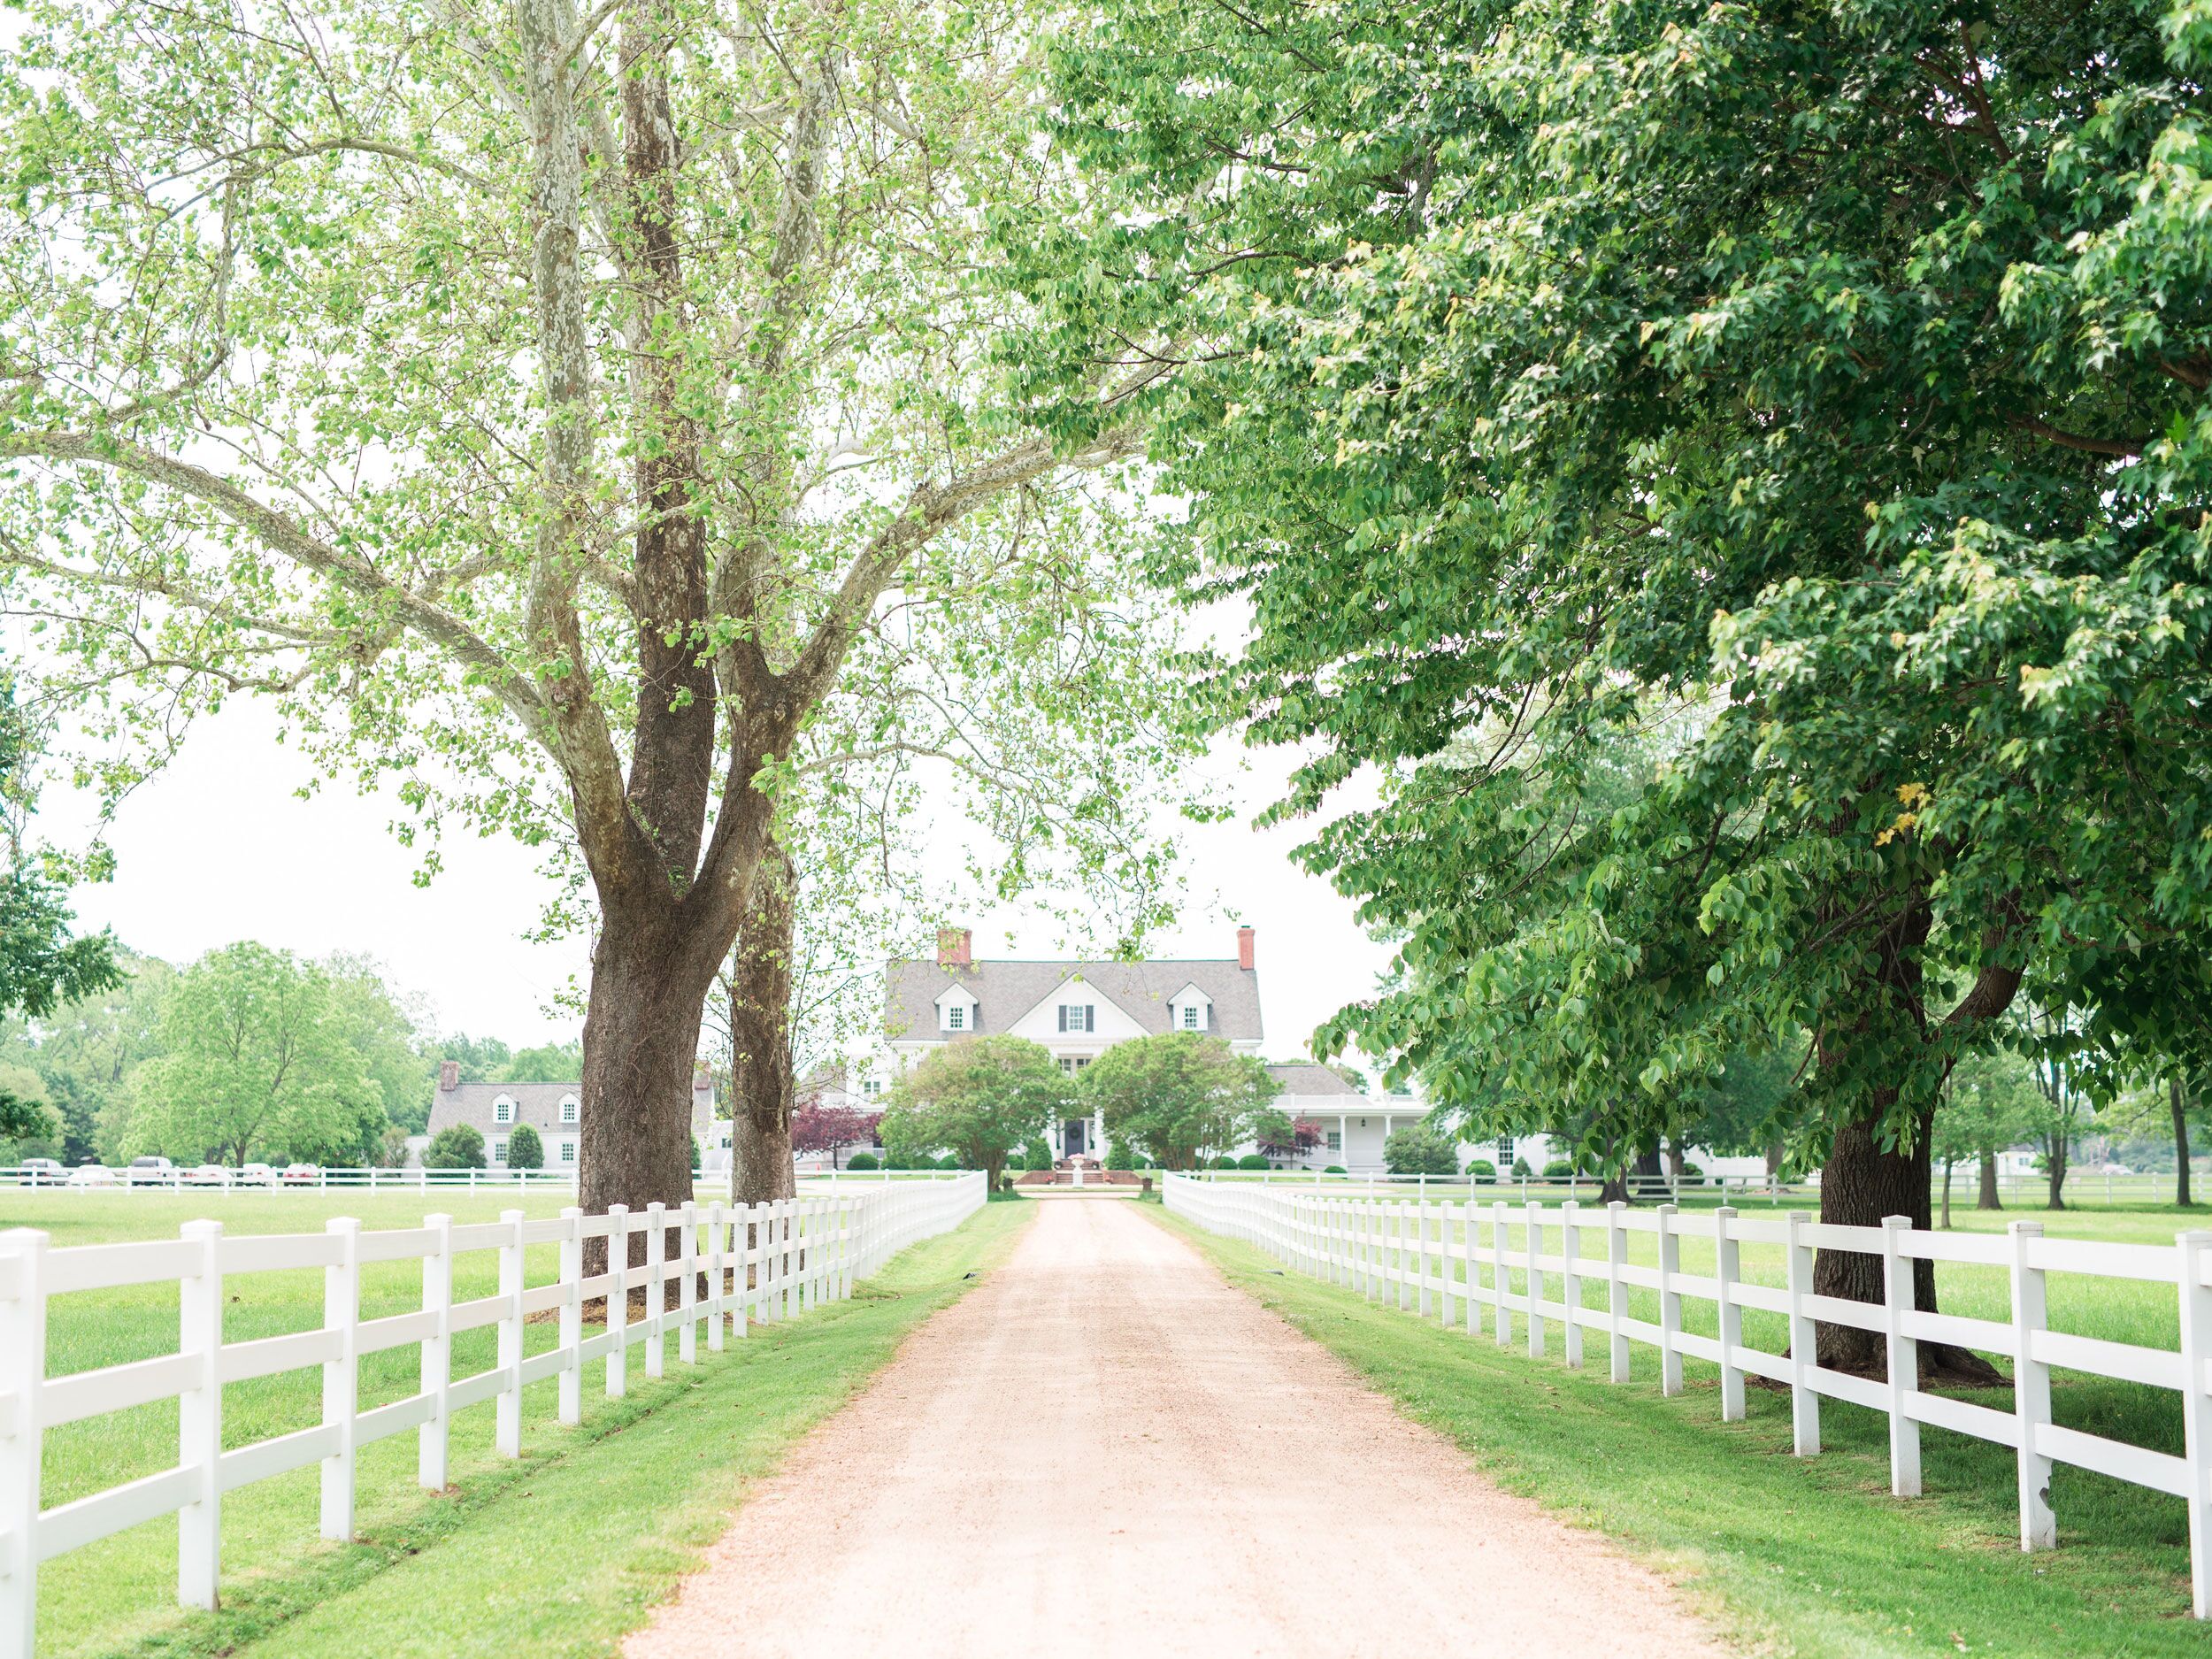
55 700 1394 1063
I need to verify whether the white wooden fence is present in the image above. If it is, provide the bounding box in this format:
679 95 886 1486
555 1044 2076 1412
0 1175 985 1656
1164 1174 2212 1616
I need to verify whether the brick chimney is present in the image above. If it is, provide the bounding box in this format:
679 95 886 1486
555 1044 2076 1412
1237 926 1256 971
438 1060 460 1092
938 926 972 970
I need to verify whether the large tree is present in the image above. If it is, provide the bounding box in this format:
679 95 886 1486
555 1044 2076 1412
126 941 382 1165
1080 1033 1279 1171
1034 0 2212 1372
0 0 1160 1228
880 1034 1061 1191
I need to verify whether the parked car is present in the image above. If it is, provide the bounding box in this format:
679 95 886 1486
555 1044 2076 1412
280 1163 319 1186
237 1163 277 1187
185 1164 231 1187
18 1156 65 1187
125 1155 176 1186
66 1164 117 1187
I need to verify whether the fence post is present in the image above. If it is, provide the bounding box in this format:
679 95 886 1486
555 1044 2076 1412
2008 1219 2053 1545
1415 1202 1431 1319
2178 1231 2212 1615
1786 1209 1819 1454
1714 1206 1744 1422
1525 1200 1545 1359
1395 1202 1411 1312
319 1217 362 1540
558 1207 582 1426
1463 1199 1479 1334
178 1219 224 1610
419 1213 453 1486
707 1202 727 1353
1881 1214 1922 1497
0 1229 47 1659
1560 1201 1583 1369
1492 1201 1510 1347
496 1208 526 1457
1606 1201 1631 1382
643 1202 666 1379
606 1204 630 1398
1655 1203 1683 1395
678 1202 698 1365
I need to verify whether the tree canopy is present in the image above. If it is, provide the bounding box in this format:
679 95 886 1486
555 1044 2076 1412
1079 1033 1279 1171
881 1035 1062 1190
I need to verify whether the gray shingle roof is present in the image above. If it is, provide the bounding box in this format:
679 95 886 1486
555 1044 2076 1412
426 1081 580 1137
1264 1063 1371 1098
886 957 1263 1042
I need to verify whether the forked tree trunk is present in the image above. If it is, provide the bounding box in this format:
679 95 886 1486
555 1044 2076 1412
1939 1157 1954 1229
2175 1075 2194 1209
2046 1135 2068 1210
1977 1148 2002 1210
729 840 798 1209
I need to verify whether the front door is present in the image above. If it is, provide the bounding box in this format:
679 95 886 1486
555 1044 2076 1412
1063 1118 1087 1158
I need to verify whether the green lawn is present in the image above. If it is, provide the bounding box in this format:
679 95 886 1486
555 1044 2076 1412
1147 1199 2212 1657
3 1189 1032 1658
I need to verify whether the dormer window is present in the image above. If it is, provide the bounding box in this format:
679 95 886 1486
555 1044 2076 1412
936 984 979 1033
1057 1003 1094 1033
560 1094 579 1124
1168 983 1213 1033
494 1095 515 1125
1181 1004 1201 1030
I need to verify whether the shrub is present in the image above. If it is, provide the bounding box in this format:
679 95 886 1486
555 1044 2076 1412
938 1154 965 1171
1541 1159 1575 1179
424 1125 486 1169
883 1154 911 1171
1235 1153 1270 1171
1509 1156 1533 1179
1323 1164 1348 1175
1384 1123 1458 1176
1023 1144 1056 1171
846 1151 879 1171
1463 1158 1496 1182
1105 1143 1138 1171
1209 1155 1240 1171
505 1124 544 1170
690 1136 702 1173
1682 1162 1708 1184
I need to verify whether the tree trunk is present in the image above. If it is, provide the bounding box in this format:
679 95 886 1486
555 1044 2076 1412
2046 1135 2068 1210
728 839 797 1209
1977 1148 2001 1210
2175 1074 2194 1209
579 910 716 1278
1939 1156 1953 1229
1764 1135 1784 1186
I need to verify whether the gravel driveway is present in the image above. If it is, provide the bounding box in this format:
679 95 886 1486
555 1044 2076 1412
624 1196 1732 1659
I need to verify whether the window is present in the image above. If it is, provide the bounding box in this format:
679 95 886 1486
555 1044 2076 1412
1058 1056 1093 1077
1057 1003 1094 1033
947 1004 966 1031
1326 1131 1342 1151
494 1095 514 1125
559 1141 575 1164
862 1079 883 1101
492 1139 509 1164
560 1095 579 1124
1180 1004 1201 1030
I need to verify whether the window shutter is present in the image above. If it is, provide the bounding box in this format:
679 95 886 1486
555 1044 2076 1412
1087 1006 1096 1033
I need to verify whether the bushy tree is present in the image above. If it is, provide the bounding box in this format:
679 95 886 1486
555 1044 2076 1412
1385 1125 1458 1178
0 679 118 1027
425 1125 487 1170
1079 1033 1279 1171
505 1123 545 1170
792 1104 881 1171
1033 0 2212 1374
881 1037 1063 1192
126 943 381 1166
1936 1048 2045 1221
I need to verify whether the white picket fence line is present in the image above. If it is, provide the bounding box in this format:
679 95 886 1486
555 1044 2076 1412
1164 1174 2212 1616
0 1174 986 1656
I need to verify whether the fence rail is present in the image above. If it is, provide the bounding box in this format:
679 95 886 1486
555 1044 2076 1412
1164 1173 2212 1617
0 1173 986 1656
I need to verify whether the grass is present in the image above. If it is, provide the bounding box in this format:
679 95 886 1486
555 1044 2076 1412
3 1188 1032 1658
1145 1199 2212 1658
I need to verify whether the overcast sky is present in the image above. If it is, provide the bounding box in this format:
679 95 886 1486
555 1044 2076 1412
52 698 1395 1064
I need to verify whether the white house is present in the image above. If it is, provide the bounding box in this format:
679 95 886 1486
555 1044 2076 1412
424 1059 724 1171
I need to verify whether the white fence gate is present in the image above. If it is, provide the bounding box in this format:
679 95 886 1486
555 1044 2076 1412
1164 1174 2212 1617
0 1175 985 1656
